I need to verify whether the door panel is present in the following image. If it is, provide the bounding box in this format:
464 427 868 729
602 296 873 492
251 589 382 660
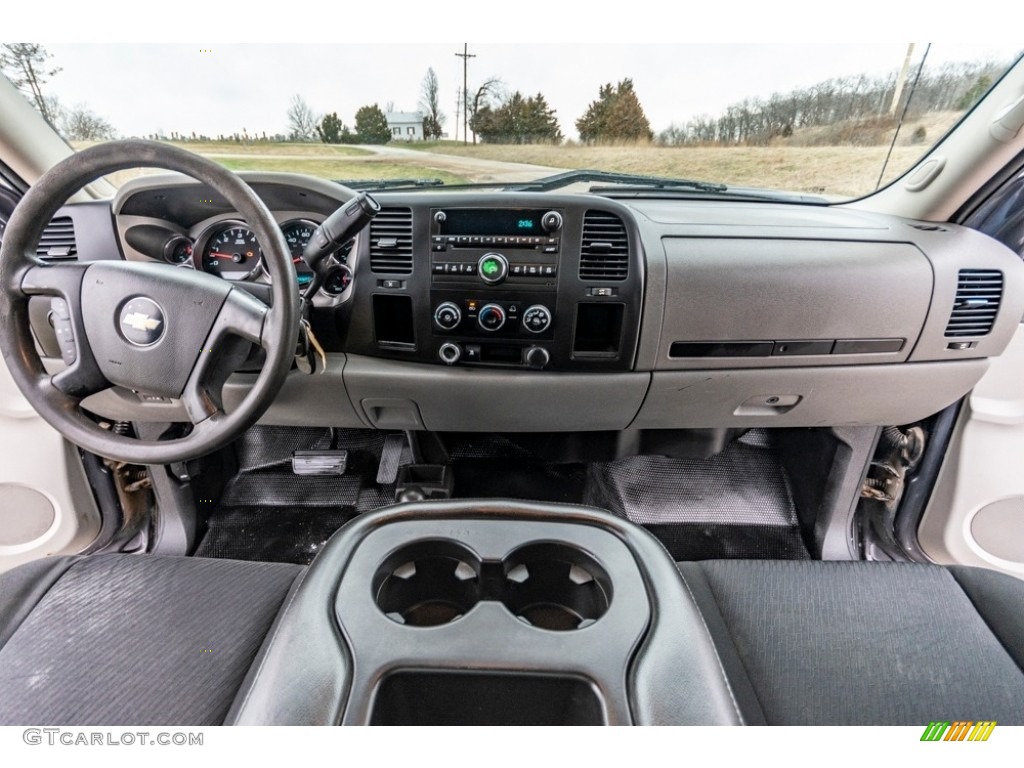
920 323 1024 578
0 355 99 573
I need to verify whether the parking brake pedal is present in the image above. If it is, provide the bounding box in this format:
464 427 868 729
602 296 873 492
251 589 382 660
376 433 407 485
292 450 348 476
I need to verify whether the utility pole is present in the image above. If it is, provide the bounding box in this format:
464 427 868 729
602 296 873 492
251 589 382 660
889 43 916 116
455 43 476 145
453 86 461 142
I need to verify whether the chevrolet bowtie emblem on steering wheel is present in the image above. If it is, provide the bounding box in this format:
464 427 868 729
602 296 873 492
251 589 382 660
118 297 166 347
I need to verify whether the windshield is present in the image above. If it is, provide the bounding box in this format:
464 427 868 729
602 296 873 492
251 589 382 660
3 42 1022 200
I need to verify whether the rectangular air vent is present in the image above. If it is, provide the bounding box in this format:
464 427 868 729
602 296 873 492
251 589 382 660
36 216 78 261
579 211 628 281
945 269 1003 337
369 207 413 274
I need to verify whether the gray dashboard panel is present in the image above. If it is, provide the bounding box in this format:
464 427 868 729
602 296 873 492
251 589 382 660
343 354 650 432
653 238 932 369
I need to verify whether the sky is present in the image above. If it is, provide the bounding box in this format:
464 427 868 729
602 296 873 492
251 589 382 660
38 43 1022 140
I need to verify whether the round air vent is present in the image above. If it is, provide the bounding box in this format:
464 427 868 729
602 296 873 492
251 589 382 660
0 485 56 546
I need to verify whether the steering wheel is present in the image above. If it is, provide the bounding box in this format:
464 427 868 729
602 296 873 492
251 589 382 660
0 140 300 464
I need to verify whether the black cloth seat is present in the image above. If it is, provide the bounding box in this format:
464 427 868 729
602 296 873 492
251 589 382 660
0 554 303 725
677 560 1024 725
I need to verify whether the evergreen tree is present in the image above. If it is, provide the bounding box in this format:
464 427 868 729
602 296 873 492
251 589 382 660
354 104 391 144
576 79 653 143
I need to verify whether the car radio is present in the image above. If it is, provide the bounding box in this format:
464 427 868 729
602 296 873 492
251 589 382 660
427 208 564 367
429 208 563 289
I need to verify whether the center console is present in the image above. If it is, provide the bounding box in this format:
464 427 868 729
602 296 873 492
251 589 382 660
335 195 645 372
225 500 744 726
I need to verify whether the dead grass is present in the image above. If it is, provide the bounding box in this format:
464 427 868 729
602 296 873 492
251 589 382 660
405 142 931 197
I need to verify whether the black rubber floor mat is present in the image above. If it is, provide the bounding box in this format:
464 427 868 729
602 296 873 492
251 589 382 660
583 436 810 560
584 441 797 527
221 426 411 508
193 505 359 564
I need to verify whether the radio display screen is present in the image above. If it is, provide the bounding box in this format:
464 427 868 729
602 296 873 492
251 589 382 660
437 209 546 237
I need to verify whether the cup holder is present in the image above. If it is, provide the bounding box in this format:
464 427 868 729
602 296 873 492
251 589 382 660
502 543 612 631
373 540 482 627
372 539 612 631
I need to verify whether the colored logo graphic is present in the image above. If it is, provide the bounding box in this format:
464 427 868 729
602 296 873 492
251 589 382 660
920 721 996 741
118 297 166 347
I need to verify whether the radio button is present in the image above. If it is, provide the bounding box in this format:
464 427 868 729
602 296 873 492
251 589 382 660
542 211 563 232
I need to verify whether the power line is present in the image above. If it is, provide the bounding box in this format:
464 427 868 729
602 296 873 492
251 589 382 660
455 44 476 144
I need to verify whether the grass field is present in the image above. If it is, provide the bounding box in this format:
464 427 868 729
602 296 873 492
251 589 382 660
75 140 468 188
214 156 465 184
77 125 950 197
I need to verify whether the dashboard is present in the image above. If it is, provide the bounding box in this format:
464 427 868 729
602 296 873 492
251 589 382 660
18 172 1024 434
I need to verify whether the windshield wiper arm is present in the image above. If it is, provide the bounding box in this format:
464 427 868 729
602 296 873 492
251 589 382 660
501 169 728 193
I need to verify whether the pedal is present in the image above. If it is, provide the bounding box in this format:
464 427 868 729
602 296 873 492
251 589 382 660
376 433 407 485
292 450 348 476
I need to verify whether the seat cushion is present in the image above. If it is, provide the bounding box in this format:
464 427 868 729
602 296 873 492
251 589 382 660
0 554 303 726
677 560 1024 725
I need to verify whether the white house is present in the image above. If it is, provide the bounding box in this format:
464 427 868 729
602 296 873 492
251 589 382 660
386 112 424 141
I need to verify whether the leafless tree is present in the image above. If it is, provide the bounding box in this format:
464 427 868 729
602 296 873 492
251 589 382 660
286 94 318 142
0 43 62 127
61 105 117 141
419 67 445 140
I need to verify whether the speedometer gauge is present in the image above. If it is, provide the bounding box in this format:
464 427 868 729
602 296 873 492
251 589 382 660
270 219 318 288
200 223 262 279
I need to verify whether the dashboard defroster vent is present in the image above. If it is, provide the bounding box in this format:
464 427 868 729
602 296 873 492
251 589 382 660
36 216 78 261
579 211 628 281
945 269 1003 337
369 207 413 274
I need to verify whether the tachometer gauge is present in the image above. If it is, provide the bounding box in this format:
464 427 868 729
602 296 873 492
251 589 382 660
200 223 262 279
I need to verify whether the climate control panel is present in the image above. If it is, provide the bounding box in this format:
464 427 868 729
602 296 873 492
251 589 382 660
432 298 554 338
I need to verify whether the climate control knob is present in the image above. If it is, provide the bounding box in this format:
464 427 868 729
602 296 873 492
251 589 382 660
433 301 462 330
522 304 553 334
477 303 506 332
478 253 509 285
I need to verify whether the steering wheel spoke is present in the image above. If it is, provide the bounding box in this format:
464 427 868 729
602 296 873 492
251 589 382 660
20 261 91 297
19 262 110 398
181 288 270 425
